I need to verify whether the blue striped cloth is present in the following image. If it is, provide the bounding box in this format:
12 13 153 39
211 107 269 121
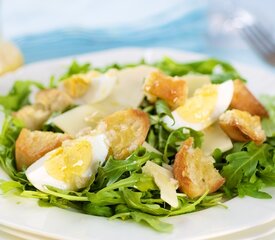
13 5 207 63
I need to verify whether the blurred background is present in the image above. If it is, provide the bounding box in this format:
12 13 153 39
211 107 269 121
2 0 275 72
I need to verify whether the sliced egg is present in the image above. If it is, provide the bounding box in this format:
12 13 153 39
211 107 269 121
163 80 234 131
25 134 109 192
60 70 117 105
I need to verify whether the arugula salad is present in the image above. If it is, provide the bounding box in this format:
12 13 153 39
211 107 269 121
0 57 275 233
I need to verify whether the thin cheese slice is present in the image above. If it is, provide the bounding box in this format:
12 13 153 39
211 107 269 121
106 65 156 108
142 161 179 208
182 75 211 97
202 122 233 156
51 105 100 136
142 142 162 155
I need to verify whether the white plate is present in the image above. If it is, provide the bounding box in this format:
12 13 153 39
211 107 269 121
1 48 275 240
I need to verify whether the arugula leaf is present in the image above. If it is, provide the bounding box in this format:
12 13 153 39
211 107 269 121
153 57 242 82
83 203 113 217
155 100 174 122
111 211 173 233
211 72 245 84
0 81 44 111
97 173 145 193
260 95 275 137
87 190 125 206
129 212 173 233
237 182 272 199
0 115 27 182
122 188 169 216
93 148 151 189
59 61 91 81
163 127 203 163
169 192 208 216
94 59 145 73
0 180 23 194
222 142 269 189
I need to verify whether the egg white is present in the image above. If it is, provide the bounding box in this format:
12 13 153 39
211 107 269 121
76 71 117 104
163 80 234 131
25 134 109 192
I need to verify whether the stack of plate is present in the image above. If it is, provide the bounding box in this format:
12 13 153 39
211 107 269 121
1 48 275 240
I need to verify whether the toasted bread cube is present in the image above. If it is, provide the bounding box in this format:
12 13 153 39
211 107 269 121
173 138 225 199
98 109 150 159
35 88 73 113
15 128 71 171
144 71 188 109
13 104 51 130
230 80 268 117
219 109 266 144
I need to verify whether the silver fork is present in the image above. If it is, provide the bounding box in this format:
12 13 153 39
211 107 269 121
233 9 275 66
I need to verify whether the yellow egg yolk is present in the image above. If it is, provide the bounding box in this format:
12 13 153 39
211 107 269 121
63 74 92 98
45 139 92 189
176 84 218 123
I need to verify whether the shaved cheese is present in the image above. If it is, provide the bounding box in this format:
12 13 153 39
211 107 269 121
202 122 233 156
142 161 178 208
51 105 99 136
182 75 211 97
106 65 156 108
142 142 162 155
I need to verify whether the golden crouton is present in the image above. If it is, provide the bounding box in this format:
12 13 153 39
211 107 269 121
173 138 225 199
98 109 150 159
219 109 266 144
230 80 268 117
13 104 51 130
35 88 73 113
15 128 71 171
144 71 188 109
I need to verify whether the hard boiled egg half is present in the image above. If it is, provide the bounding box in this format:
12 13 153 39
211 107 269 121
60 70 118 105
26 134 109 192
163 80 234 131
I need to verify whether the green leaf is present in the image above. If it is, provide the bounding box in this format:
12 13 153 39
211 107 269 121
169 192 209 216
87 190 125 205
222 142 269 189
155 100 174 123
111 211 173 233
260 95 275 137
237 182 272 199
21 190 49 200
122 188 169 216
262 118 275 137
211 72 246 84
83 203 113 217
93 148 151 189
0 180 23 193
163 127 203 163
153 57 242 80
97 173 144 194
0 115 27 182
130 212 173 233
95 59 145 73
0 81 44 111
259 166 275 186
59 61 91 81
